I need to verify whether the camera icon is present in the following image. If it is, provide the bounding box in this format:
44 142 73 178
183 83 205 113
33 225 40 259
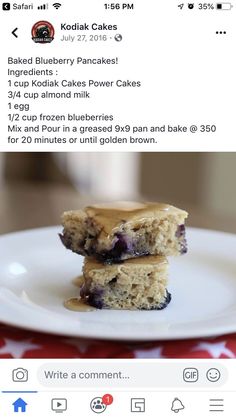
12 368 28 382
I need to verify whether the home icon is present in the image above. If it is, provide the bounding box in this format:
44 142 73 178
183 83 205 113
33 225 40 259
12 398 27 413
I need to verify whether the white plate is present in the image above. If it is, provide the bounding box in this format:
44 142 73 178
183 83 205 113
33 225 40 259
0 226 235 341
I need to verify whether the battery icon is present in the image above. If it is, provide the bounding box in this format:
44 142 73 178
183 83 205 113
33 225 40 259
216 2 233 9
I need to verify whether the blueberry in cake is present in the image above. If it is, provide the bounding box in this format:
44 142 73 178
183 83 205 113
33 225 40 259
60 201 188 263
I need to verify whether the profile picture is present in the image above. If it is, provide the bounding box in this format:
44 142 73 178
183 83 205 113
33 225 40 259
32 20 54 43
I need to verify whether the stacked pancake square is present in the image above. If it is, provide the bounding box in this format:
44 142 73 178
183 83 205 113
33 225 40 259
60 201 188 310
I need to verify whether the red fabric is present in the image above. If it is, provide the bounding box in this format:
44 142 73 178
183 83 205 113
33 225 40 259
0 324 235 358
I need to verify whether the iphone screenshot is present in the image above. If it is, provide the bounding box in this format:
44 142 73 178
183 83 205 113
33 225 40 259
0 0 235 417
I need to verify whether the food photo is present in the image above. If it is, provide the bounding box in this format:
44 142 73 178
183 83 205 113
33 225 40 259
0 152 235 359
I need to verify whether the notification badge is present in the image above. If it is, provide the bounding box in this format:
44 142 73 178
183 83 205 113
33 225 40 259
32 20 54 43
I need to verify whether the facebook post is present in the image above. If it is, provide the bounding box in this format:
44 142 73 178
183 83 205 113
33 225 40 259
0 0 236 417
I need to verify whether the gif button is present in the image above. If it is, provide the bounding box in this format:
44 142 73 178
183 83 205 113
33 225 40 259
183 368 199 382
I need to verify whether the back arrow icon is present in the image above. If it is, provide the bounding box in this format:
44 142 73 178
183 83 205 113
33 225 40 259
12 28 18 38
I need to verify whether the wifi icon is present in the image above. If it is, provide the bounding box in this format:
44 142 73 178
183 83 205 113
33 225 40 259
53 2 61 9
